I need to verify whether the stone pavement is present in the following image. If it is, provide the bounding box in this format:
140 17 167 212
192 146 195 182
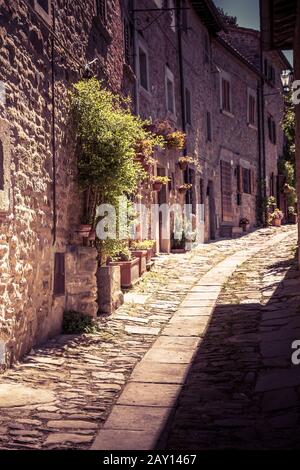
164 226 300 450
0 226 297 450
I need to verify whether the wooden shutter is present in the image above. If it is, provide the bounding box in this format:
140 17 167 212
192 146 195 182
237 165 242 193
54 253 65 296
221 161 233 222
251 170 255 194
124 20 131 65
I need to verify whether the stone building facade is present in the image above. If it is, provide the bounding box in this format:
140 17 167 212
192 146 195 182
0 0 290 366
0 0 130 366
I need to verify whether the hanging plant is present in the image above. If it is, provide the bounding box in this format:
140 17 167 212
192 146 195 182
151 176 170 192
178 156 195 171
177 183 193 194
165 131 186 150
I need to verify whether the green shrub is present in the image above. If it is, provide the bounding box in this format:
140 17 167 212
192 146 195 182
62 310 101 334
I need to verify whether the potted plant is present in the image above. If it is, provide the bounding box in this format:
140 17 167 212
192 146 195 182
177 183 193 195
145 119 173 137
108 248 140 289
269 208 284 227
239 217 250 232
171 230 187 253
152 176 170 192
178 156 195 171
165 130 186 150
288 206 298 224
130 240 156 264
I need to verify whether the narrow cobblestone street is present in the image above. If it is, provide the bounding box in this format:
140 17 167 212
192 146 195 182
0 227 298 450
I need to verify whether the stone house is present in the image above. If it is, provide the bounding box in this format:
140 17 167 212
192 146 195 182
0 0 290 366
0 0 131 366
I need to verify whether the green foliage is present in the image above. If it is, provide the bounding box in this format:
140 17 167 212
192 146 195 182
279 92 296 206
217 7 239 27
130 240 156 250
71 78 160 210
62 311 101 334
282 93 295 162
71 78 161 261
152 176 170 185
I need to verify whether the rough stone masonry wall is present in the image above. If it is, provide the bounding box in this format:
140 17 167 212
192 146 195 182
0 0 129 367
211 41 260 231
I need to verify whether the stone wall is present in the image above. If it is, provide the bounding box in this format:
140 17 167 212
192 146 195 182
0 0 128 367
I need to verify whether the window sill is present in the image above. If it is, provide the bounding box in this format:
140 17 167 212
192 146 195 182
93 16 112 44
220 109 234 119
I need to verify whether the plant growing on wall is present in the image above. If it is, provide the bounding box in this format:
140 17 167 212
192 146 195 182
71 78 161 263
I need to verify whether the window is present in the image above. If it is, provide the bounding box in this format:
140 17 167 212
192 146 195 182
181 0 188 32
220 72 232 114
204 34 210 64
138 44 149 91
268 115 277 144
247 89 256 126
124 20 131 65
206 111 212 142
54 253 65 296
185 87 191 125
36 0 49 13
264 58 275 86
268 65 276 85
96 0 107 21
270 173 277 196
34 0 51 23
242 168 251 194
165 67 175 114
220 161 233 222
0 141 3 191
168 0 176 31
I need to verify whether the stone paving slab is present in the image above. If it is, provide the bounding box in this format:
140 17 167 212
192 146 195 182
117 383 179 407
130 362 190 384
103 405 170 431
91 429 157 450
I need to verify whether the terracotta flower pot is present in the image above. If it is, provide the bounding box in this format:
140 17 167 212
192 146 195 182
288 214 298 224
178 161 188 171
109 257 140 288
178 187 187 195
272 218 282 227
130 249 147 276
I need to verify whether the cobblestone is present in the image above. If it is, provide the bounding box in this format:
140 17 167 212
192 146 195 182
0 226 296 449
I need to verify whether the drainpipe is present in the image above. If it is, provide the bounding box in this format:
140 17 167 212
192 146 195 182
132 0 139 115
51 3 57 245
259 34 267 226
176 0 190 204
257 79 267 226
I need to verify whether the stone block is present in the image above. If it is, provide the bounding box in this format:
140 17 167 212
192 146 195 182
97 265 124 315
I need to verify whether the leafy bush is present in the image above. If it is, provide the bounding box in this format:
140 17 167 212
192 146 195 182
130 240 156 250
62 311 101 334
71 78 162 262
